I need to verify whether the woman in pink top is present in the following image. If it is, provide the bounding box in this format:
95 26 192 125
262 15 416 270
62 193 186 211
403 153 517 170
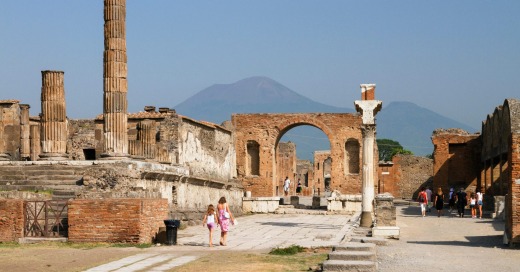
217 196 234 246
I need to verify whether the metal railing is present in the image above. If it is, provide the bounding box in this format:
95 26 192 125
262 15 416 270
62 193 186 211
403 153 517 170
24 200 68 237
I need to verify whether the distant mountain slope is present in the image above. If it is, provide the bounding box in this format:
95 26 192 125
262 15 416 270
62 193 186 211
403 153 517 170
174 77 477 159
377 101 477 156
175 76 354 123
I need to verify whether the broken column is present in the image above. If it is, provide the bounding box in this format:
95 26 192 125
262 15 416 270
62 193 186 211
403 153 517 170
101 0 129 159
354 84 382 227
19 104 31 160
39 70 68 160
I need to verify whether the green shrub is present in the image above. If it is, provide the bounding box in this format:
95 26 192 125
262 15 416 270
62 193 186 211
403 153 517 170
269 245 305 255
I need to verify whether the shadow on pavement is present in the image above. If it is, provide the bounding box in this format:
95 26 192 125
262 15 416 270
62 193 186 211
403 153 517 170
407 235 505 248
258 221 342 230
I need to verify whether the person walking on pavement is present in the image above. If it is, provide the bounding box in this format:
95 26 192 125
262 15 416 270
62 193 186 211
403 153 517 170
448 187 455 213
476 189 484 218
283 176 291 196
296 179 302 195
470 192 477 218
418 187 428 217
202 204 219 247
455 188 468 218
217 197 234 246
434 187 445 217
425 187 433 212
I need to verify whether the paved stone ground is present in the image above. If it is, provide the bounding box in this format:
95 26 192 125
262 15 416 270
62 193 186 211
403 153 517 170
377 204 520 271
83 212 358 271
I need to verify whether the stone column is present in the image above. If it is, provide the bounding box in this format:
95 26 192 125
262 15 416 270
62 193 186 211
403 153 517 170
0 106 9 161
39 70 68 160
30 124 41 161
138 119 156 159
19 104 31 160
354 84 382 227
101 0 129 159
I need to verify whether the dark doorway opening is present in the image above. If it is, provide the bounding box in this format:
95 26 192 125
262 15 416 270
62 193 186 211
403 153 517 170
83 149 96 160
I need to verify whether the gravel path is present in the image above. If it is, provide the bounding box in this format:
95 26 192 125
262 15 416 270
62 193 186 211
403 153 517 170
377 205 520 271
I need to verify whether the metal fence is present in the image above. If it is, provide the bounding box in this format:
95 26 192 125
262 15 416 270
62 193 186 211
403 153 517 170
24 200 68 237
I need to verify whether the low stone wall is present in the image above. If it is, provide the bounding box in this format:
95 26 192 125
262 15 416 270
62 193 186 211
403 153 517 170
327 194 362 213
0 199 24 242
68 198 168 243
242 197 280 213
375 194 396 226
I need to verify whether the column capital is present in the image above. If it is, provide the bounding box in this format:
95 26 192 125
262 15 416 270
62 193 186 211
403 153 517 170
354 100 383 125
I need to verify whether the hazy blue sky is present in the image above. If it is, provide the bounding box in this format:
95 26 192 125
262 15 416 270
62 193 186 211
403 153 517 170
1 1 519 129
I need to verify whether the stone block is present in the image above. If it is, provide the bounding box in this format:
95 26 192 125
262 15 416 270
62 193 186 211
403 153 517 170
322 260 376 272
372 226 400 239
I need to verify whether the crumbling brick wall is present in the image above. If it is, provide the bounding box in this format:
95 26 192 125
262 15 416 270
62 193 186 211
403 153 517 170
68 198 168 243
0 199 24 242
432 128 481 194
394 154 433 199
508 131 520 244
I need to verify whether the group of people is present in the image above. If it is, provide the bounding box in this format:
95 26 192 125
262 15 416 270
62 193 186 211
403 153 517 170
417 187 484 218
202 196 235 247
283 176 303 196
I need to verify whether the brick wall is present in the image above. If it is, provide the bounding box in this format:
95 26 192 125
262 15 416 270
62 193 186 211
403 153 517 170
68 198 168 243
0 199 24 242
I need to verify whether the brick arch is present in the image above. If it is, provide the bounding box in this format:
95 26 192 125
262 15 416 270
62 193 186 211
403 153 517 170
232 113 363 197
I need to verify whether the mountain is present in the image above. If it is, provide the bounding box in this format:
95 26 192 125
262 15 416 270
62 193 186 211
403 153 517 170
174 77 477 160
174 76 354 123
377 101 477 156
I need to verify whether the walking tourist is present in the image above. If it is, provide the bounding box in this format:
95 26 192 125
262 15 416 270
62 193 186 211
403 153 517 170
283 176 291 196
418 187 428 217
217 196 234 246
476 189 484 218
296 179 302 195
202 204 219 247
455 188 468 218
470 192 477 218
434 187 444 217
448 187 455 212
425 187 433 212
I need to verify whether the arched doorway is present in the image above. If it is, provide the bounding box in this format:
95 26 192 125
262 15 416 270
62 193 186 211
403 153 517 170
233 113 363 197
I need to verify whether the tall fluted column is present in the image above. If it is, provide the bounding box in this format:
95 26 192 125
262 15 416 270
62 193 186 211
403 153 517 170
20 104 31 160
354 84 382 227
101 0 129 159
39 70 68 160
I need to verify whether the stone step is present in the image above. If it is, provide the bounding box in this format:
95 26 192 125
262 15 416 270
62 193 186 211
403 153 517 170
322 260 376 272
0 184 83 193
349 236 389 246
328 251 375 261
334 242 376 252
0 179 81 186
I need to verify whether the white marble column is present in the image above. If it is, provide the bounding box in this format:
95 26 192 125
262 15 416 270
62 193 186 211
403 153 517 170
354 84 382 227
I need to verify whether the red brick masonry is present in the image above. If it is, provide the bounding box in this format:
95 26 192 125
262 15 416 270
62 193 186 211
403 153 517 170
68 198 168 244
0 199 24 242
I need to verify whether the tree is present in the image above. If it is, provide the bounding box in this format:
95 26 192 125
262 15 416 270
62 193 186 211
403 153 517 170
376 138 413 161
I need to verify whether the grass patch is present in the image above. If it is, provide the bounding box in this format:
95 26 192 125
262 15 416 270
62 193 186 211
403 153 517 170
111 243 152 249
174 250 329 272
269 244 305 255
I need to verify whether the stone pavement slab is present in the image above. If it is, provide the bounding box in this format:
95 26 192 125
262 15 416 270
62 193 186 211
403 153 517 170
84 212 358 271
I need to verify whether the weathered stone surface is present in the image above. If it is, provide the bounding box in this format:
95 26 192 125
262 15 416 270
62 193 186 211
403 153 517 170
233 113 363 197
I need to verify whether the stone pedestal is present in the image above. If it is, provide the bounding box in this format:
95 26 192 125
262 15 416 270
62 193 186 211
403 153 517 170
101 0 129 159
39 70 68 161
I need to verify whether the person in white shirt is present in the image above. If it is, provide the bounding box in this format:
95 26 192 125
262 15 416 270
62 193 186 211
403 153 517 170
476 189 484 219
283 177 291 196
